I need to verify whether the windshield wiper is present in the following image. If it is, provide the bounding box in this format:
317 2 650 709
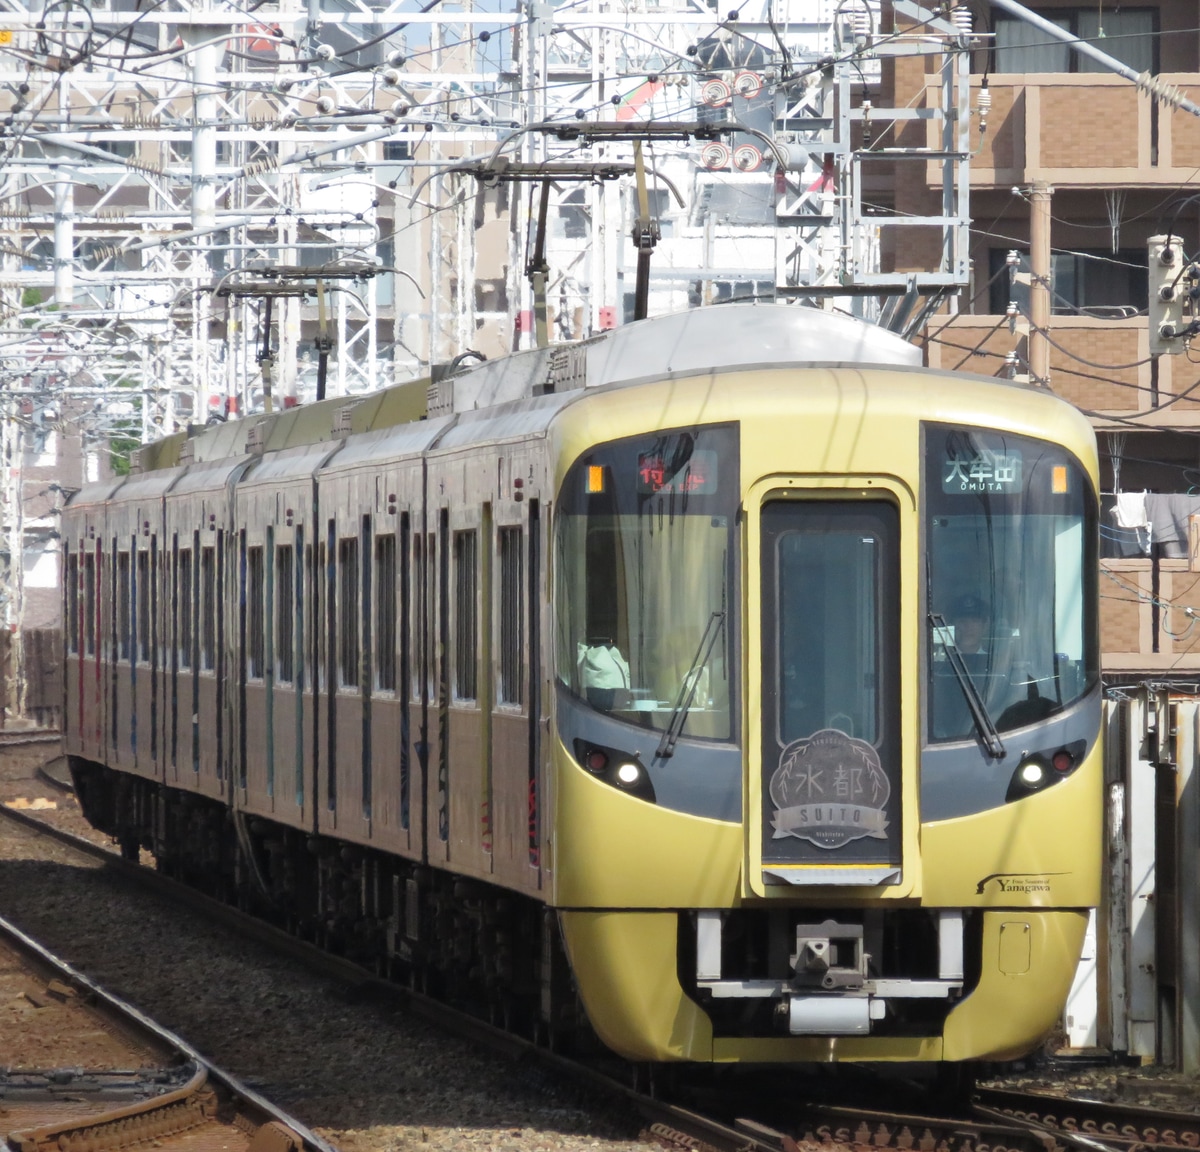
656 609 725 760
929 612 1005 759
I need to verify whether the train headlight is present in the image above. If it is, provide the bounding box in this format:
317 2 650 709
1005 753 1054 802
616 762 640 785
1018 761 1044 786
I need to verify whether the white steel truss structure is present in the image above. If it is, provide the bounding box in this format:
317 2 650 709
0 0 974 682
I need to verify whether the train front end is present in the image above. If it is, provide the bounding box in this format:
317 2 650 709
547 359 1101 1065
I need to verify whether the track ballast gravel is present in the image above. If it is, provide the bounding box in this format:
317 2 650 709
0 745 655 1152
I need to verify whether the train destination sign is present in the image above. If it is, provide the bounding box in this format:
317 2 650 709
637 448 718 494
942 447 1022 494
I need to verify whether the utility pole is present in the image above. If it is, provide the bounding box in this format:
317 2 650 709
1030 181 1053 386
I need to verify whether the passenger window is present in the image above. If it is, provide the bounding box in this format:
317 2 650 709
338 536 360 688
66 548 79 655
498 526 524 706
136 550 150 664
84 550 96 657
247 544 265 680
276 544 294 684
412 532 423 699
454 529 478 701
375 533 397 691
178 548 193 670
117 551 131 661
200 546 216 670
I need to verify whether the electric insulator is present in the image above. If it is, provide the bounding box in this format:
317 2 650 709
952 5 972 35
315 95 336 115
853 9 870 48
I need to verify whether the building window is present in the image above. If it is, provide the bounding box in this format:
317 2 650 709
276 544 294 684
993 9 1156 75
339 536 360 688
117 551 131 661
454 529 478 701
201 546 216 671
987 248 1148 317
558 187 589 239
179 548 193 670
248 545 265 679
375 534 397 691
498 527 524 706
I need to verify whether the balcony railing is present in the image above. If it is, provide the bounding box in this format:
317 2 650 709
924 74 1200 187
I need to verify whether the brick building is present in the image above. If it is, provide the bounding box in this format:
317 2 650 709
887 0 1200 677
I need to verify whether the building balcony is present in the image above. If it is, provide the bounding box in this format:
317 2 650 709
924 314 1200 426
925 75 1200 188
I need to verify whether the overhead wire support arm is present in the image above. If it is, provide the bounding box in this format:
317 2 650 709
526 180 552 350
630 142 659 323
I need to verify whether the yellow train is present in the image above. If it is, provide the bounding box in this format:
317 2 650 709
63 303 1101 1066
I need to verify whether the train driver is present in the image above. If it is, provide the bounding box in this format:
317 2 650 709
950 593 990 670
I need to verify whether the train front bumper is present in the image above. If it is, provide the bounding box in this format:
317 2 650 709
558 907 1088 1063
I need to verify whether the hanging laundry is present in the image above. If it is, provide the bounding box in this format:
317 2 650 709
1114 491 1148 529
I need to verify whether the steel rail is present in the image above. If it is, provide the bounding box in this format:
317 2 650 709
0 909 335 1152
977 1086 1200 1152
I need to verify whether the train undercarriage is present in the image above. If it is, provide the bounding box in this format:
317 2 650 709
68 758 585 1045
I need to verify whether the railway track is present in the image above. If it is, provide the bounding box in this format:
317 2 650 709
3 788 1198 1152
0 910 334 1152
976 1087 1200 1152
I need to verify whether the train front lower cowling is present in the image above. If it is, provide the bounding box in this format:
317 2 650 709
63 303 1102 1067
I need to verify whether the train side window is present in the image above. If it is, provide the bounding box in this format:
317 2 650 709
248 544 265 680
302 540 312 690
151 539 160 668
84 550 96 657
201 546 216 670
375 533 397 691
179 548 193 670
338 535 360 689
66 547 79 655
117 551 131 661
136 549 151 664
399 513 411 829
276 543 294 684
412 532 423 699
498 526 524 706
454 529 478 701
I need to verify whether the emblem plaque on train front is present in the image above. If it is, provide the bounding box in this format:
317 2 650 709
768 729 890 849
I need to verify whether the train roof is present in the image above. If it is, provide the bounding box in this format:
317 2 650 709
126 304 923 474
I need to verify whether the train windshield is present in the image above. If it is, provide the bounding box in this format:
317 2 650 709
555 424 738 741
926 423 1098 743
